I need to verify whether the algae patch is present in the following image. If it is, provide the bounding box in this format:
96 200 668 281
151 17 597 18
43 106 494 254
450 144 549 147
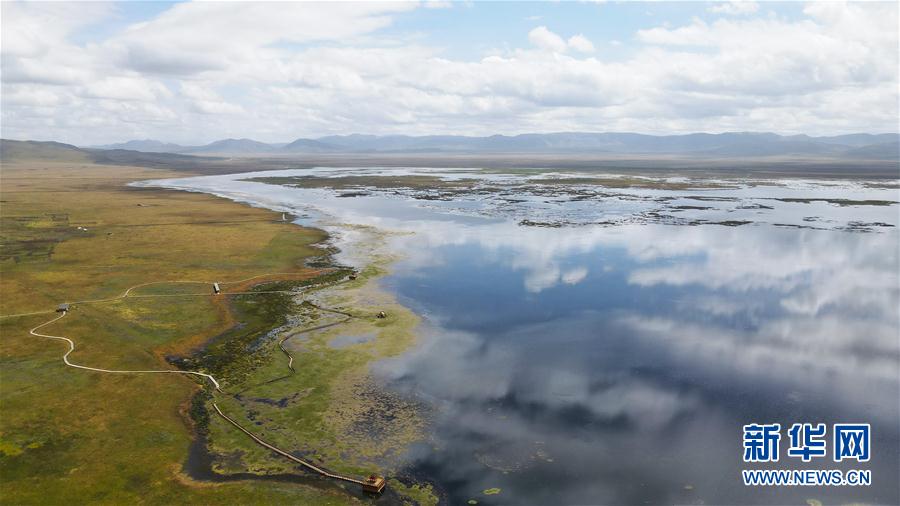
388 478 439 506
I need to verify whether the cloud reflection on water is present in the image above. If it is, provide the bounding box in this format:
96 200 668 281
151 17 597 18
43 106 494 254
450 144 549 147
142 171 899 504
379 213 898 504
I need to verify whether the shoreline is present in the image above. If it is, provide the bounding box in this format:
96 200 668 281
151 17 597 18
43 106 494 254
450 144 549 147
0 162 377 505
139 177 437 503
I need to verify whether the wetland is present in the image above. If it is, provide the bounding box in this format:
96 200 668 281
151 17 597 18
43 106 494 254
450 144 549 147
143 167 900 505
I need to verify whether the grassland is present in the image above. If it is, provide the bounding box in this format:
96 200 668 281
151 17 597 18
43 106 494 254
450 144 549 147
0 160 380 504
205 253 427 479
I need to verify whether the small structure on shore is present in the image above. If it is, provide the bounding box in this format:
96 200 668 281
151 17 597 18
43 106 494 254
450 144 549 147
348 273 357 280
56 303 70 313
362 475 386 494
376 311 386 319
213 282 221 295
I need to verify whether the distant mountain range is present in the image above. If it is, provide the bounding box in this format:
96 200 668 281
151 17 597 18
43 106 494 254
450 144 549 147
3 138 898 179
89 132 900 159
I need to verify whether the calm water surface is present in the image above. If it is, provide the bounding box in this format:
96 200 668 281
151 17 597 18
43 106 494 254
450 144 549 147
143 169 899 505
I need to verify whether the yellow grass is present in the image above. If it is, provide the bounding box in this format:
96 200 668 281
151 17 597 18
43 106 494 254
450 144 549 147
0 161 357 504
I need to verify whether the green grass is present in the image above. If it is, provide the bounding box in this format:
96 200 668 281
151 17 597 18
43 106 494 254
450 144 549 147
1 163 326 316
0 306 354 505
203 271 426 478
0 162 362 504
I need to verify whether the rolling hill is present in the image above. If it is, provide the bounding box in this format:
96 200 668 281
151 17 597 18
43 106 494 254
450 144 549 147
85 132 900 159
0 139 90 162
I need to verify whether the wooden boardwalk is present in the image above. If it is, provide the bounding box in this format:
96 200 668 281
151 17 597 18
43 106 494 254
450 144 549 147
212 403 369 488
14 272 386 494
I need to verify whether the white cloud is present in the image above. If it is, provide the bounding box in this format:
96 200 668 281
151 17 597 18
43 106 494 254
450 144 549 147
1 87 63 107
528 29 594 55
708 1 759 16
0 2 113 58
567 34 596 53
81 77 170 102
110 2 417 76
152 170 900 428
1 1 897 144
562 267 589 285
528 26 568 53
423 0 453 9
179 83 244 115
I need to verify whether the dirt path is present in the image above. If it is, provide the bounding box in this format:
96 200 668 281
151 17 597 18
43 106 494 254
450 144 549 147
28 311 222 390
1 272 318 319
15 272 385 494
236 302 355 394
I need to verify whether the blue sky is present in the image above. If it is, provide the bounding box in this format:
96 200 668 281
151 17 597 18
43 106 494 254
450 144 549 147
87 1 808 61
2 1 897 144
391 2 799 59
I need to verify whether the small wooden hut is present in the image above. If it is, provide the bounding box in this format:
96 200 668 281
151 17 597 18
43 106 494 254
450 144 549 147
362 475 386 493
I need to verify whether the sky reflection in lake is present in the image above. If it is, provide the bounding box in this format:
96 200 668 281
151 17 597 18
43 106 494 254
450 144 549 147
378 223 898 505
142 169 899 505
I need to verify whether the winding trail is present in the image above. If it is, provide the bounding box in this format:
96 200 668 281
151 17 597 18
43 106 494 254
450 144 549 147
212 403 368 487
28 311 222 391
235 302 356 394
1 272 319 319
280 303 354 372
11 272 386 493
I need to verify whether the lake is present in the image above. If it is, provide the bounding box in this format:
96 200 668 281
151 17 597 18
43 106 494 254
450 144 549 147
142 168 899 505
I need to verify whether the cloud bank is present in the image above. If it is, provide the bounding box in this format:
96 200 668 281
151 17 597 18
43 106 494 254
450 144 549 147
1 1 897 144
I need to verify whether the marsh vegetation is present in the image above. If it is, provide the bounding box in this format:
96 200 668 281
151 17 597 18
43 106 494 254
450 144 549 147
0 161 433 505
158 166 899 505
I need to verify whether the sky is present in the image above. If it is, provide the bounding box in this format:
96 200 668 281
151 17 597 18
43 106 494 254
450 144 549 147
1 1 898 145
